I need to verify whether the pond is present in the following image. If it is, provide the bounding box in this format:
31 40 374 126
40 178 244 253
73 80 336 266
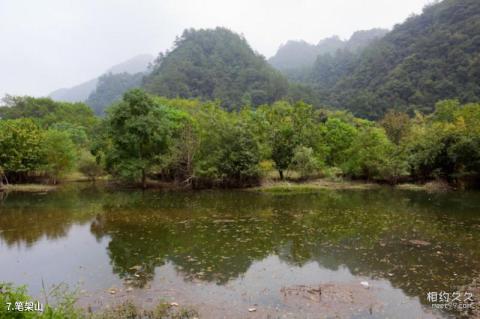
0 184 479 318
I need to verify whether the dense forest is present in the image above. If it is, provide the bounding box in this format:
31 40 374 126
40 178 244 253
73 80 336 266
46 0 480 120
1 91 479 189
143 28 289 110
1 0 480 189
86 72 144 115
49 54 152 103
281 0 480 119
268 28 387 71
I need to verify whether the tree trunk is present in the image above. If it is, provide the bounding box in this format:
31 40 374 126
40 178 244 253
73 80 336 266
279 170 284 180
141 169 147 189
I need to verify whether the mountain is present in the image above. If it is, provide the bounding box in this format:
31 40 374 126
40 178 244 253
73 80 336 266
49 54 153 103
86 72 144 115
268 29 387 72
143 27 289 110
303 0 480 119
49 79 98 103
268 37 342 71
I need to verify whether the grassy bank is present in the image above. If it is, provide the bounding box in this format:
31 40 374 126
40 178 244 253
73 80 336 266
253 179 381 193
1 183 58 193
0 282 198 319
252 178 453 194
0 172 454 194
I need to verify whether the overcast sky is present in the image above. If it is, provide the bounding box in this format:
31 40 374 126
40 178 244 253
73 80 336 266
0 0 432 98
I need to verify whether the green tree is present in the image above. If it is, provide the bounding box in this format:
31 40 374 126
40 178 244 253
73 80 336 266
0 95 97 130
104 89 186 188
216 122 261 185
257 101 323 179
41 130 77 183
192 103 261 186
342 125 400 180
289 146 322 179
143 27 288 110
323 117 357 166
0 119 44 182
78 151 104 181
380 110 411 144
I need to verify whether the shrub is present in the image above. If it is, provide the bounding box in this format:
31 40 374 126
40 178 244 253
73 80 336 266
41 130 77 184
78 151 104 181
289 146 322 179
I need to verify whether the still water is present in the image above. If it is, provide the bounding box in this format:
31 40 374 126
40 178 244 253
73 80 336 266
0 184 479 318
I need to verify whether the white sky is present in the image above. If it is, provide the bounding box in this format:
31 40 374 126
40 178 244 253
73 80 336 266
0 0 433 98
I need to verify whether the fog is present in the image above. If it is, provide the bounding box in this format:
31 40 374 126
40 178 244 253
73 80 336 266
0 0 432 98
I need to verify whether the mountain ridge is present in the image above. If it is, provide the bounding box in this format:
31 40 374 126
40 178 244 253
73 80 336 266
268 28 388 71
49 54 153 103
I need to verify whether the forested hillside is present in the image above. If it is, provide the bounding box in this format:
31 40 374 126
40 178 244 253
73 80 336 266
268 37 343 71
143 28 289 110
49 0 480 120
295 0 480 119
86 72 143 115
268 29 387 72
49 54 153 103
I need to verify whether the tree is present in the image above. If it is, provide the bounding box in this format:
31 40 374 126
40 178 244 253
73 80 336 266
0 119 44 182
323 118 357 166
0 95 97 130
41 130 76 184
343 125 399 180
104 89 186 188
380 110 411 144
289 146 322 179
404 101 480 183
216 122 261 186
257 101 323 179
143 27 288 110
275 0 480 119
78 151 104 181
191 102 261 186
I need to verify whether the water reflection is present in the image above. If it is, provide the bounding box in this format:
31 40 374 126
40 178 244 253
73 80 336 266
0 185 479 317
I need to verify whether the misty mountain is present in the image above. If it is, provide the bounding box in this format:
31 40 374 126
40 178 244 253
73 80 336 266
49 54 153 103
86 72 144 115
49 79 98 104
303 0 480 119
143 27 288 110
268 29 387 71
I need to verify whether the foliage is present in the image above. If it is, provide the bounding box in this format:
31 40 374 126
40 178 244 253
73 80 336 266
0 96 97 182
1 88 479 188
269 29 387 72
404 100 480 183
49 122 89 148
380 110 411 144
78 151 104 181
186 103 261 186
289 146 322 179
104 89 186 188
92 300 198 319
213 121 261 185
0 119 45 182
255 101 323 179
342 125 399 180
0 282 82 319
143 27 289 110
41 130 77 183
283 0 480 119
0 283 197 319
322 117 357 166
0 95 97 130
